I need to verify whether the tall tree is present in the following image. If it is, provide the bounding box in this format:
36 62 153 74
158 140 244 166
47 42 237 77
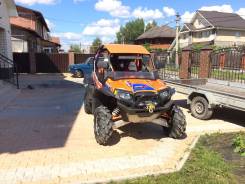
145 20 157 32
69 44 81 53
116 19 145 44
90 37 102 53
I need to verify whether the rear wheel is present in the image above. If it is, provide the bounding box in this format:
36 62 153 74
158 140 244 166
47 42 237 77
166 106 186 139
190 96 213 120
75 70 83 78
94 106 113 145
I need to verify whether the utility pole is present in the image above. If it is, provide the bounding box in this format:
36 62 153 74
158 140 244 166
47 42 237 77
175 13 181 68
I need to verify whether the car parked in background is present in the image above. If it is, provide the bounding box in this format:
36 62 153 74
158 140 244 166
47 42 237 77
69 57 94 78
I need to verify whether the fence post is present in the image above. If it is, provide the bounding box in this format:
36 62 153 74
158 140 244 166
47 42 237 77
179 50 190 79
241 53 245 70
68 52 75 65
29 52 36 74
199 49 212 79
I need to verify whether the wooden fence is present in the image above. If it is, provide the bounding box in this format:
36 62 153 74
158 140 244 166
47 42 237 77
36 53 69 73
13 53 30 73
13 53 95 73
74 54 94 64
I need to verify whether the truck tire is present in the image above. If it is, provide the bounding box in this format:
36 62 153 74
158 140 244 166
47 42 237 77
75 70 83 78
190 96 213 120
94 106 113 145
168 106 186 139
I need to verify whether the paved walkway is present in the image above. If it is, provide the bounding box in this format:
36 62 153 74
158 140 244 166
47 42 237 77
0 74 244 184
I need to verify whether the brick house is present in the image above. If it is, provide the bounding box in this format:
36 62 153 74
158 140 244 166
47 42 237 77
0 0 17 59
10 5 60 53
42 37 61 53
179 10 245 48
135 25 175 50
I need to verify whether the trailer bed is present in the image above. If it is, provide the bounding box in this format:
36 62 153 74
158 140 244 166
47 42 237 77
166 79 245 99
165 79 245 117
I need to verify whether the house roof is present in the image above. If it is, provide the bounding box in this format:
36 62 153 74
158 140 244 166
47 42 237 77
4 0 18 17
198 10 245 30
16 5 50 32
50 37 61 46
104 44 150 55
136 25 175 40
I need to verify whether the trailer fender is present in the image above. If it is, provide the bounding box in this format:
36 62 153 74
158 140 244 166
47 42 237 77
188 92 216 109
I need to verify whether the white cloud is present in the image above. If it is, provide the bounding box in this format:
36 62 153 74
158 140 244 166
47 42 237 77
83 18 120 37
132 7 163 20
73 0 86 3
163 7 176 17
95 0 130 18
181 11 195 23
52 32 83 41
45 19 55 30
14 0 57 6
199 4 233 13
236 8 245 19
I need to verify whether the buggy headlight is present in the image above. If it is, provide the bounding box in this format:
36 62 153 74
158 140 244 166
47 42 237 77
115 89 132 101
159 90 170 101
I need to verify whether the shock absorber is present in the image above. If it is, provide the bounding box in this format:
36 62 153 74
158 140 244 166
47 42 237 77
112 107 120 117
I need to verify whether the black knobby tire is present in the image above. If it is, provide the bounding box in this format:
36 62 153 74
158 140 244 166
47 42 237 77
84 91 92 114
94 106 113 145
75 70 83 78
190 96 213 120
168 106 187 139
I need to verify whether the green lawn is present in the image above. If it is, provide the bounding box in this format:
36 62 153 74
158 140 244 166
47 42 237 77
210 69 245 81
110 134 240 184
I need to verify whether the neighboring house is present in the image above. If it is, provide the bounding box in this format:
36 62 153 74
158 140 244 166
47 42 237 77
135 25 175 50
42 37 61 53
179 10 245 48
0 0 17 59
10 5 60 53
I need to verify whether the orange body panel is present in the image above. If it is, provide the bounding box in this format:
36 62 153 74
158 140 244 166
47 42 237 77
104 44 150 55
106 78 167 94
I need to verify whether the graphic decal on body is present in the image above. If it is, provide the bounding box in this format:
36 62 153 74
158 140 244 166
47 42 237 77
125 81 154 92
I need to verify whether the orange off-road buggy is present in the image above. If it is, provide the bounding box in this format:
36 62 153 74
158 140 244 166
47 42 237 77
84 44 186 145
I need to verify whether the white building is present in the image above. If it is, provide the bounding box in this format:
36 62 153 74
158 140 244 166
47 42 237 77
179 10 245 48
0 0 17 60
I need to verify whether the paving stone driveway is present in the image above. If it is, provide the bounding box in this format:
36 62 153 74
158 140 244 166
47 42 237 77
0 74 244 184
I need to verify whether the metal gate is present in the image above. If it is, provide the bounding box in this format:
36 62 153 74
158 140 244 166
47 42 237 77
210 47 245 83
154 52 180 80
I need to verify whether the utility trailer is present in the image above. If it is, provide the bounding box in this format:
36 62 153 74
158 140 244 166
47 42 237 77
165 79 245 120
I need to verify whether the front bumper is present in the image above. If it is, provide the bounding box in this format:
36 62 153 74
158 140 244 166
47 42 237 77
118 100 173 123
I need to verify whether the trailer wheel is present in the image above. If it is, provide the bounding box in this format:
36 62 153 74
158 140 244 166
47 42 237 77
190 96 213 120
94 106 113 145
168 106 187 139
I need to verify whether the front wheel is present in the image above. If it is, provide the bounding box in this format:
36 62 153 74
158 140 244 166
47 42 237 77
190 96 213 120
94 106 113 145
166 106 186 139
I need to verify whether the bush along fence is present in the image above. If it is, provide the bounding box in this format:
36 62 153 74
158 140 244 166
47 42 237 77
155 46 245 84
13 52 94 73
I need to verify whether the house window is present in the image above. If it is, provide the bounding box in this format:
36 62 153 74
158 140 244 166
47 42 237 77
235 32 241 38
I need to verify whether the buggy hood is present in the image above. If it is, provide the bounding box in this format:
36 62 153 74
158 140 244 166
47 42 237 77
106 78 167 93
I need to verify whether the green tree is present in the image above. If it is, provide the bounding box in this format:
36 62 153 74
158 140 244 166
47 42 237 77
116 19 145 44
145 20 157 32
90 37 102 53
69 44 81 53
